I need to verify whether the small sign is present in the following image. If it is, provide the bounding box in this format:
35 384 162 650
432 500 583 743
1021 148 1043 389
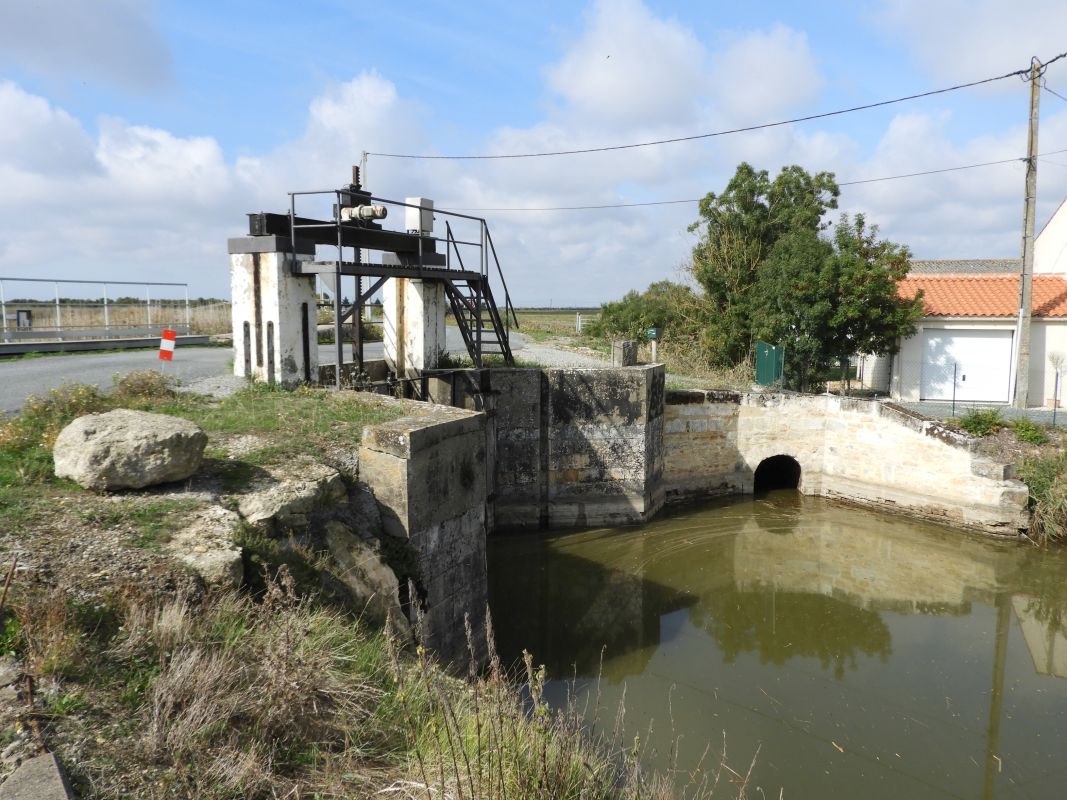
647 327 660 341
159 329 176 361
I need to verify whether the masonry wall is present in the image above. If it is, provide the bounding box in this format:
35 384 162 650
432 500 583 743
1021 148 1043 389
663 391 1029 535
358 406 488 667
425 365 666 530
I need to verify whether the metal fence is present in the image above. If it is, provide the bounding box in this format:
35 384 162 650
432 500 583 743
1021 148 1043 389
0 277 192 342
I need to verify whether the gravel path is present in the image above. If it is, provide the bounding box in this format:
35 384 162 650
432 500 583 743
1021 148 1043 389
509 333 610 368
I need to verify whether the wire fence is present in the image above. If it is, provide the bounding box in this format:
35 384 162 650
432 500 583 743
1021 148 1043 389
0 277 232 341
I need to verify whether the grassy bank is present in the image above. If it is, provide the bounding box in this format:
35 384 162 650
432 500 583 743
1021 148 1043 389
0 372 747 798
942 407 1067 544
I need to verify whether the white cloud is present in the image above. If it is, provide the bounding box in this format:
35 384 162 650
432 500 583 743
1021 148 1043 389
5 0 1066 308
545 0 709 129
0 0 173 91
709 24 822 121
873 0 1067 84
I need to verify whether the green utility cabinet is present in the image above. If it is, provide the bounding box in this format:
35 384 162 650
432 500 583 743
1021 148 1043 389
755 341 784 387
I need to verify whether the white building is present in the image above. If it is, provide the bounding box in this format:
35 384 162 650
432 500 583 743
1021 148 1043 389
884 200 1067 407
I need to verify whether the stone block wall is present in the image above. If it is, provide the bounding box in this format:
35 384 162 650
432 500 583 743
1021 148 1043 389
425 365 666 530
359 406 488 667
663 391 1028 535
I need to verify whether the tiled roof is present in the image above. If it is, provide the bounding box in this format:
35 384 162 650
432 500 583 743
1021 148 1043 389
909 258 1022 274
898 274 1067 318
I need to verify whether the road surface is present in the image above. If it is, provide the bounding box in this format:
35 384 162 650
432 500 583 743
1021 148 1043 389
0 327 597 414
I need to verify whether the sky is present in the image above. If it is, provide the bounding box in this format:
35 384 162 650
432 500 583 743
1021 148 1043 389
2 0 1067 305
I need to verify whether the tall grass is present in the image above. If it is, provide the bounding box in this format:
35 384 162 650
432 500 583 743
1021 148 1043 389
105 574 746 799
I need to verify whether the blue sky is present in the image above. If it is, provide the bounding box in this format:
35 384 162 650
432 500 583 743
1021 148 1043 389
2 0 1066 304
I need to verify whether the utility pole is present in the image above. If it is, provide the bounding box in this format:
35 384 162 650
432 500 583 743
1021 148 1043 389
1013 57 1042 409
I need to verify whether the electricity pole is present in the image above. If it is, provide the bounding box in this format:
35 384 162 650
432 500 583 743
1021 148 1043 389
1014 57 1042 409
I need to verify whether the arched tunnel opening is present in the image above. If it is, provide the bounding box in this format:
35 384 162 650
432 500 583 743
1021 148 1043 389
754 455 801 494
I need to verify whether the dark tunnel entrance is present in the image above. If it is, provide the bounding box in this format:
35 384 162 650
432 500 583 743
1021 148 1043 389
754 455 801 494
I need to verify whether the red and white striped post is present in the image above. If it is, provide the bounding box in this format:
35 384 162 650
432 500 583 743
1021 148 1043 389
159 329 176 370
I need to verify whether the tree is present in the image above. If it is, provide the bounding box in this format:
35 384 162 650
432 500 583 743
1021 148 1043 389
592 280 699 341
750 214 923 391
687 163 839 365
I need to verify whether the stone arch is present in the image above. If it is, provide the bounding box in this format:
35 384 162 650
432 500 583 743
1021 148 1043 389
753 454 801 493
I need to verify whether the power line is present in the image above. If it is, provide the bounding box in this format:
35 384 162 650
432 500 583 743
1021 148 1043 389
1044 80 1067 103
369 53 1067 161
439 148 1067 212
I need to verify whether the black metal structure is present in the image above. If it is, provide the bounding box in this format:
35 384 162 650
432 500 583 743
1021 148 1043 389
247 168 517 388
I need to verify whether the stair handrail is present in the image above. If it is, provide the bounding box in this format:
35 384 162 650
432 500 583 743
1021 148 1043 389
484 227 519 330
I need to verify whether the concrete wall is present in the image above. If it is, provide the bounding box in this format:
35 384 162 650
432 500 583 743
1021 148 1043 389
663 390 1029 535
358 405 488 667
1035 198 1067 276
425 365 665 530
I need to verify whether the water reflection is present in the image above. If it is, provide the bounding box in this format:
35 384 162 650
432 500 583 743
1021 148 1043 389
488 494 1067 799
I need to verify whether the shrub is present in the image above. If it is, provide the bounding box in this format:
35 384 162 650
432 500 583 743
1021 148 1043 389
1011 417 1050 445
1017 452 1067 543
112 370 175 404
0 383 110 453
958 408 1004 437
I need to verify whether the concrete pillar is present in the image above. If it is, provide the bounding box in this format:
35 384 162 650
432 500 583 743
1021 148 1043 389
383 277 447 378
382 197 446 378
228 238 317 386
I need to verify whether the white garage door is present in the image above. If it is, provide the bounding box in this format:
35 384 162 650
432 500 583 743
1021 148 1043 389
920 329 1013 402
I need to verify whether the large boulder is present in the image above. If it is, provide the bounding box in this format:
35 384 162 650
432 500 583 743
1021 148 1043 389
53 409 207 490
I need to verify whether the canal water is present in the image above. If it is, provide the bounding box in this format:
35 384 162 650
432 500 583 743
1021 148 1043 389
488 493 1067 799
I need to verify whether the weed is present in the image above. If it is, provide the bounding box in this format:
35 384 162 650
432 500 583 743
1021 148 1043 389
44 690 88 718
1011 417 1050 445
958 408 1005 437
111 370 175 404
14 588 84 678
79 499 199 550
1018 452 1067 543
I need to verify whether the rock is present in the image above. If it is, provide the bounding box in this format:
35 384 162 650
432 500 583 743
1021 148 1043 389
324 521 411 640
0 752 74 799
0 657 19 688
166 505 244 590
53 410 207 491
237 462 346 533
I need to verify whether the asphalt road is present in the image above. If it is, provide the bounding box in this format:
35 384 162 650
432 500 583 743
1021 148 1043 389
0 327 481 414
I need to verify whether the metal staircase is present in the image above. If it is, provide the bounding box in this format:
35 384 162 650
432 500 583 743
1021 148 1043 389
442 221 517 366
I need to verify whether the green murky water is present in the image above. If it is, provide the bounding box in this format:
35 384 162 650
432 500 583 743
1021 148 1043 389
487 493 1067 799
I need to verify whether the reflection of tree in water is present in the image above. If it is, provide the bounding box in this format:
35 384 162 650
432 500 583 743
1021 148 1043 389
695 588 892 680
1013 550 1067 637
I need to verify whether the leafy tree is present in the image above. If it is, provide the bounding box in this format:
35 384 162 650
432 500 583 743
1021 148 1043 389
688 163 839 364
751 214 923 391
591 280 699 341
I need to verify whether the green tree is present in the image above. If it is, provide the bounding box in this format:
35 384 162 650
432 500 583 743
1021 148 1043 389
592 280 699 341
688 163 839 364
751 214 923 391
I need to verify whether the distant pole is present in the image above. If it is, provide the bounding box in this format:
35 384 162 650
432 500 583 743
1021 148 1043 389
952 362 958 417
1013 57 1042 409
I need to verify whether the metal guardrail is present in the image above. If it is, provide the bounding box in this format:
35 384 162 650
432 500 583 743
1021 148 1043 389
0 277 191 343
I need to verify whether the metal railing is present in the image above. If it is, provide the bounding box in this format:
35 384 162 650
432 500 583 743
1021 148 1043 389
0 277 191 342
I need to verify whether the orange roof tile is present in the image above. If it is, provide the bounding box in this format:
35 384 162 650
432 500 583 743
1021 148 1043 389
897 274 1067 318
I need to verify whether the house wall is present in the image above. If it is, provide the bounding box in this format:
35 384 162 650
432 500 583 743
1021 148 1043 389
892 318 1067 407
1035 199 1067 275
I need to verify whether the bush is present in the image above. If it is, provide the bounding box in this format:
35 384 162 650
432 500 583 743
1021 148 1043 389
1011 417 1050 445
1016 452 1067 543
0 383 111 471
112 370 175 404
958 408 1004 437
